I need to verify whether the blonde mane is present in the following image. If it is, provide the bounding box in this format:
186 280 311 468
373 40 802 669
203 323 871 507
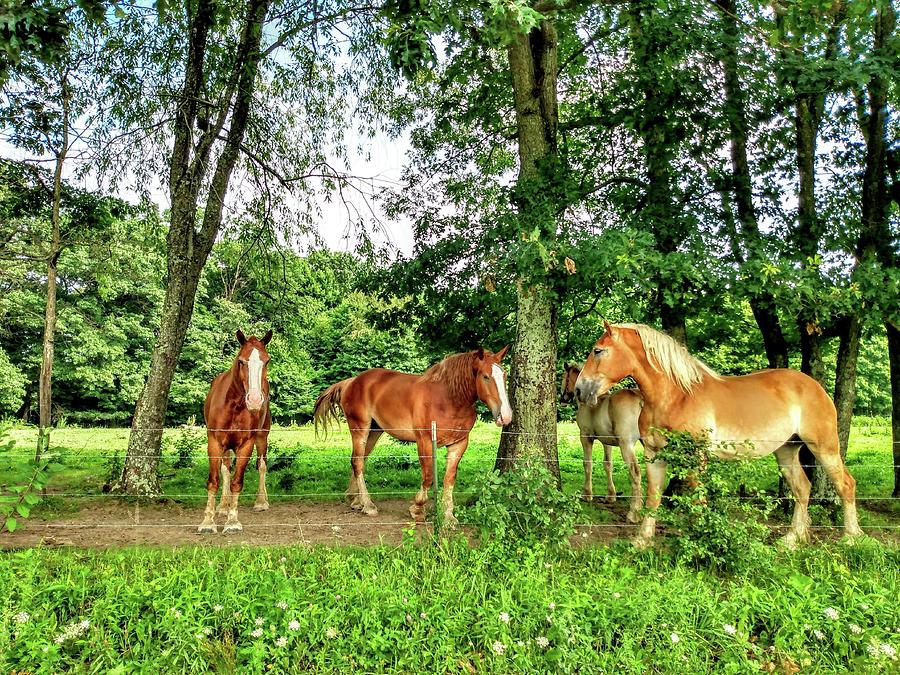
421 351 478 404
617 323 720 393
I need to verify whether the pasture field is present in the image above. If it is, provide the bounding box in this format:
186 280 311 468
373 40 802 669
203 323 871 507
1 418 899 672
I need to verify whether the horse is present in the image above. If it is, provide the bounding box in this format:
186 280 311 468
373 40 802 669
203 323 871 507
575 321 863 549
560 363 643 523
313 347 512 528
197 329 273 534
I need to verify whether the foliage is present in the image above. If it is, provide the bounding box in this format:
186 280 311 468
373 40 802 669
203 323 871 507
164 423 204 472
466 459 578 549
0 434 59 533
1 542 899 672
654 430 777 574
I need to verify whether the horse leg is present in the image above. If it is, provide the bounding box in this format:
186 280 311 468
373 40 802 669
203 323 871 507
634 456 666 548
198 434 223 533
223 438 255 534
806 441 863 539
774 444 812 549
440 438 469 530
620 437 643 524
253 432 270 512
602 443 617 503
580 433 594 502
410 435 435 523
216 451 233 516
348 429 382 512
348 421 379 516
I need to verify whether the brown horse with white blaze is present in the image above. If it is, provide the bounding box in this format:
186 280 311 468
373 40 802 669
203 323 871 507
197 329 272 534
561 363 643 522
313 347 512 528
575 321 862 549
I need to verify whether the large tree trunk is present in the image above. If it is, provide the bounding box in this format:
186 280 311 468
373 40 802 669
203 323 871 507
832 315 862 457
717 0 788 368
493 18 561 477
889 322 900 497
120 0 271 495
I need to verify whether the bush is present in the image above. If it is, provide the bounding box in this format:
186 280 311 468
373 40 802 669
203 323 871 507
654 430 776 574
465 459 577 550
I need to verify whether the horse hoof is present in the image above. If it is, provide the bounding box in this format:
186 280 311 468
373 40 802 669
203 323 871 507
603 495 617 504
632 536 653 550
626 510 640 524
776 531 806 551
580 494 594 503
253 502 269 512
197 524 217 534
443 516 459 530
349 501 363 511
362 506 378 517
223 522 243 534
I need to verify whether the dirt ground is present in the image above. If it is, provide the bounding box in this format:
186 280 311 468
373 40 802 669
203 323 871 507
1 498 635 549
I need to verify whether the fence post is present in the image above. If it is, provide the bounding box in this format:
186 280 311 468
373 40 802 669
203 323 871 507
431 420 440 535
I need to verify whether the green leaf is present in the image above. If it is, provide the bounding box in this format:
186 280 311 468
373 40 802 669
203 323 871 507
5 517 17 532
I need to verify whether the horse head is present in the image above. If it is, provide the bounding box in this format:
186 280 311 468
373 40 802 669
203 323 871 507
559 362 582 405
473 345 513 426
235 329 273 412
576 321 635 406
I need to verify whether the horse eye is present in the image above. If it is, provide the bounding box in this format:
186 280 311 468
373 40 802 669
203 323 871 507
594 348 607 357
483 375 490 381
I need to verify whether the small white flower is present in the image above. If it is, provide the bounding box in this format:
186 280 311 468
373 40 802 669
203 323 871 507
670 633 680 644
275 636 288 648
288 620 300 632
613 592 621 599
213 604 224 613
535 636 550 649
202 627 212 636
331 526 341 533
171 609 182 619
499 612 510 624
195 632 205 640
581 531 588 538
491 640 506 655
54 635 66 644
13 612 30 624
325 627 338 639
867 642 881 657
823 607 840 621
78 620 89 631
881 643 898 659
276 601 288 610
814 629 825 640
255 617 265 626
279 556 287 563
544 563 552 569
405 613 413 622
849 623 862 635
548 602 556 611
420 612 427 619
723 624 737 636
335 594 341 601
803 624 812 631
516 640 525 648
42 646 49 653
860 604 870 611
546 615 553 624
251 628 264 638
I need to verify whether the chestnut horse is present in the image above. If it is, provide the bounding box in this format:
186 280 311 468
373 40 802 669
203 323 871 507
561 363 643 522
313 347 512 528
575 322 862 548
197 329 272 534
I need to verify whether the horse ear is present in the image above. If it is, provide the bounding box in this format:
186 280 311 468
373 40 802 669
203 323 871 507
603 320 616 338
495 344 510 362
261 329 273 345
236 330 247 345
474 347 485 360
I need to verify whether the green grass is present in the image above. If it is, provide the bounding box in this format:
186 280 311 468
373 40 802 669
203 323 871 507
2 540 899 673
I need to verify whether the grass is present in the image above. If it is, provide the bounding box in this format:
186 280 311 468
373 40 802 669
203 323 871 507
2 540 900 673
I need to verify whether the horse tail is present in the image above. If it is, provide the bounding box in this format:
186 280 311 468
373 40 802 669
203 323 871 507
313 378 354 438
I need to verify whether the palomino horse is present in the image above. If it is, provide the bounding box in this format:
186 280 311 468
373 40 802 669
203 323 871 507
560 363 643 523
575 322 862 548
197 329 272 534
313 347 512 528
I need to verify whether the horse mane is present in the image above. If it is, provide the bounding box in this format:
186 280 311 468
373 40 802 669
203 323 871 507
421 351 478 404
617 323 721 393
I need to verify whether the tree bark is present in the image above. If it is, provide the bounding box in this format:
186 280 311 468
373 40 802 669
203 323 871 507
717 0 788 368
36 72 69 462
493 18 561 478
120 0 272 495
889 322 900 497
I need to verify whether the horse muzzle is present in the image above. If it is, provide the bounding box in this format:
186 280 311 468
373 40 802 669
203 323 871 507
575 378 609 407
245 392 267 411
493 406 513 427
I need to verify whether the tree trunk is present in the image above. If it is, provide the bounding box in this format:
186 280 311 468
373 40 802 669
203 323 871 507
888 322 900 497
36 74 69 462
832 315 862 457
120 0 271 495
717 0 788 368
493 18 561 478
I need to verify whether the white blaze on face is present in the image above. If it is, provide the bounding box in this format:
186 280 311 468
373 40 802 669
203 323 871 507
246 348 265 410
492 364 513 426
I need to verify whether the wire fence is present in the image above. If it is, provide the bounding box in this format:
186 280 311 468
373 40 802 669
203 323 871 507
2 422 898 539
